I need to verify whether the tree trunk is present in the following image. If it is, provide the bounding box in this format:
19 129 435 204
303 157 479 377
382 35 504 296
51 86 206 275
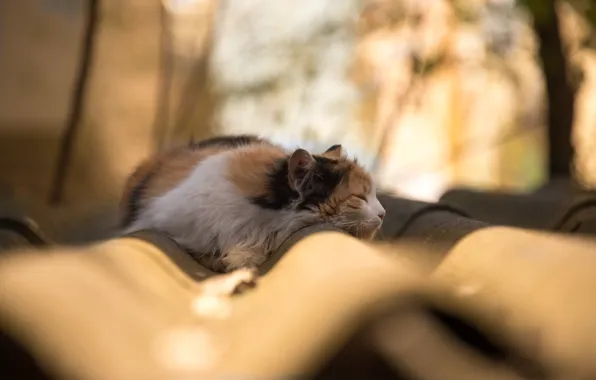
529 0 575 178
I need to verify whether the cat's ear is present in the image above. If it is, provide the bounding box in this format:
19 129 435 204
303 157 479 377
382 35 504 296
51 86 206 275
322 144 344 159
288 149 315 191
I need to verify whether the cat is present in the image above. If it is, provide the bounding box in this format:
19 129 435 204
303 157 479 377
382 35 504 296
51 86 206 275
121 135 386 273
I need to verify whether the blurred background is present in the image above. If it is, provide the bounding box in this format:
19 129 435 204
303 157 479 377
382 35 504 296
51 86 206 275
1 0 595 242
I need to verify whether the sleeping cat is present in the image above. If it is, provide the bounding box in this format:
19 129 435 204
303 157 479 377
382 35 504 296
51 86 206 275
121 135 386 273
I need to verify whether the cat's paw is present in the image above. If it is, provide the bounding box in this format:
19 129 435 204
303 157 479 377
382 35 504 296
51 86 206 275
222 247 267 272
199 267 258 297
229 266 259 295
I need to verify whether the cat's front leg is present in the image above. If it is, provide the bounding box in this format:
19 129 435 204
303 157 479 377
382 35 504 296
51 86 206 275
222 246 267 273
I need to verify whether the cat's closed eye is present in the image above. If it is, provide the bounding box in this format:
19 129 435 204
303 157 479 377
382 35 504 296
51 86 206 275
354 194 367 202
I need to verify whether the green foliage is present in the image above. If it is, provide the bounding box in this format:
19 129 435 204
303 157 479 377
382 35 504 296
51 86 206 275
412 55 445 77
520 0 596 27
566 0 596 27
519 0 556 25
562 0 596 49
452 2 479 24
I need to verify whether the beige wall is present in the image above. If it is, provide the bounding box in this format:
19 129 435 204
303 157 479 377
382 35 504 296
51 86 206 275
0 1 163 239
0 0 85 201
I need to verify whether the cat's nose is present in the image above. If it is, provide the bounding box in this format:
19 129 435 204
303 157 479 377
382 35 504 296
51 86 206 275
378 210 385 220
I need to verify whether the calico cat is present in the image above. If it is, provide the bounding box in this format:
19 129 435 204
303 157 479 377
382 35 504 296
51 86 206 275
122 135 386 273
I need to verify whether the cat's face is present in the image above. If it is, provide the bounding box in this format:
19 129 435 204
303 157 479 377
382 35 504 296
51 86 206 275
329 181 386 239
288 145 386 239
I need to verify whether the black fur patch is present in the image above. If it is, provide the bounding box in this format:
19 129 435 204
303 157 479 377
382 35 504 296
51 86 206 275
123 172 153 227
251 158 298 209
325 144 342 153
297 156 346 210
190 134 263 150
251 156 347 210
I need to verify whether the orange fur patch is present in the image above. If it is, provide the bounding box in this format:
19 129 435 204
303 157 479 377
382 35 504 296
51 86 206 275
328 158 371 197
226 145 286 198
345 162 373 195
120 147 181 213
143 146 225 201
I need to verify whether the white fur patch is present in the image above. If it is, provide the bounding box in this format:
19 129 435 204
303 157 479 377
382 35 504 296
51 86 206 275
366 185 386 221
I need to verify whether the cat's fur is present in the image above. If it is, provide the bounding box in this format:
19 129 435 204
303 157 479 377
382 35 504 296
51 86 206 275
122 135 385 272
